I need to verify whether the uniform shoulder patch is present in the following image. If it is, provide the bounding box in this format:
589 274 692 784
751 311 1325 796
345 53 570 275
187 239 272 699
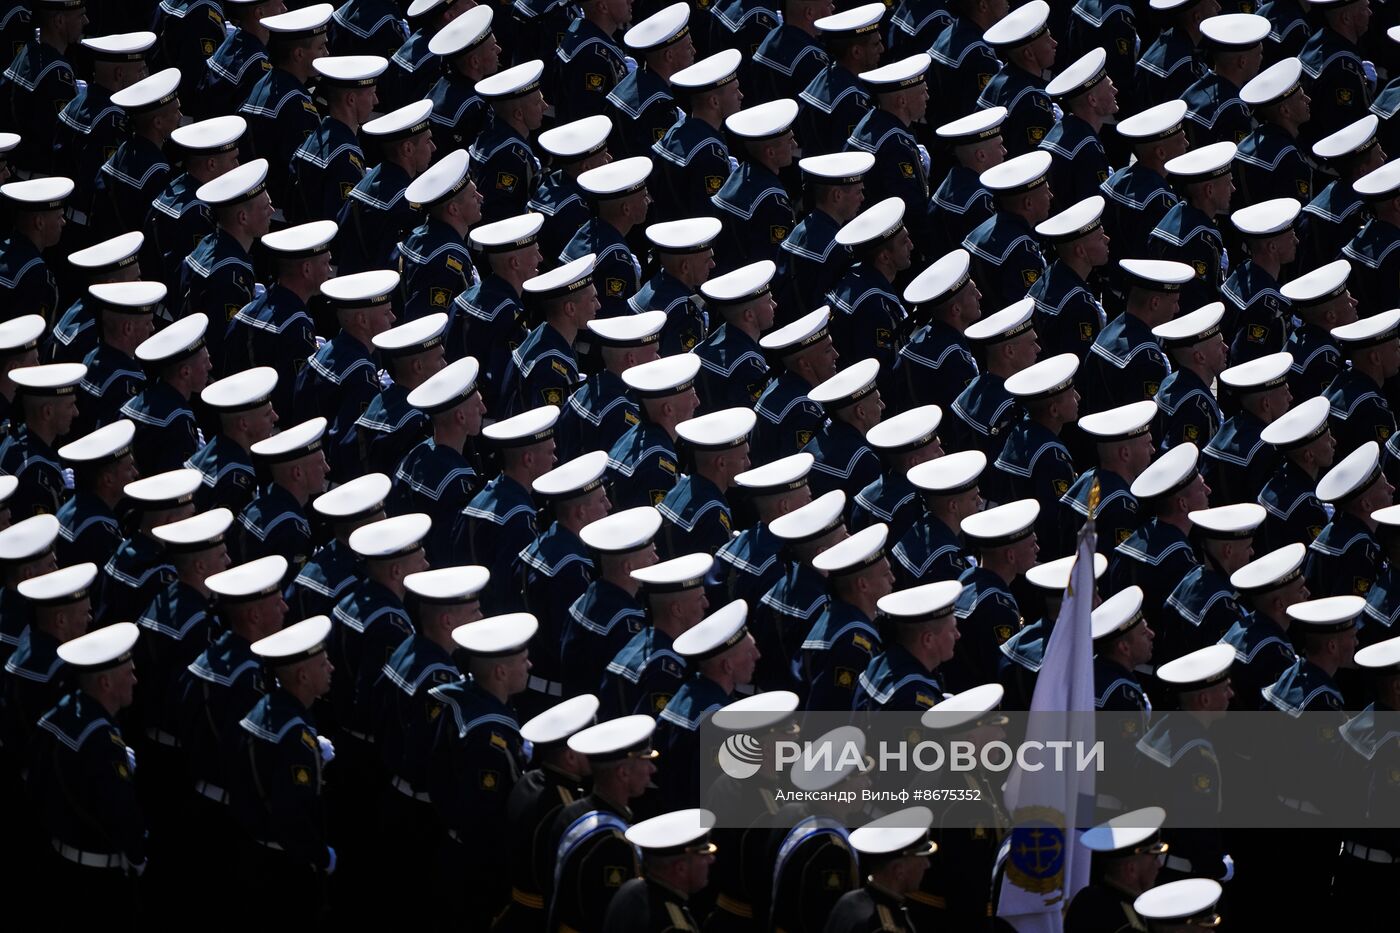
496 171 518 191
292 765 312 785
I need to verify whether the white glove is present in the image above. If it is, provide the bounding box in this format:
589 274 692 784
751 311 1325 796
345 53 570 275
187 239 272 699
378 368 393 390
317 734 336 764
916 143 930 175
76 79 87 93
1220 248 1230 277
1364 60 1378 88
624 55 638 74
62 468 74 491
253 282 266 300
727 155 739 174
326 846 338 874
314 335 327 350
1221 854 1235 882
125 746 137 774
195 428 206 448
225 21 235 37
1051 102 1064 122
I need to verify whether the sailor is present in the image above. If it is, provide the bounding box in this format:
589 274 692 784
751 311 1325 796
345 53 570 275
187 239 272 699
1160 503 1262 661
1063 401 1155 555
627 219 713 357
0 515 61 673
550 0 630 120
530 116 612 264
231 417 329 578
292 472 390 621
560 158 650 321
354 314 446 477
146 117 245 299
1278 260 1353 402
848 54 932 256
822 808 935 933
799 523 891 710
795 3 881 158
925 107 1005 263
376 0 468 113
749 0 830 104
1146 141 1235 312
48 232 144 367
1133 0 1211 108
470 59 547 223
1298 0 1372 145
1255 396 1334 555
397 149 483 321
893 249 981 412
943 297 1036 459
855 580 959 712
328 0 407 59
453 213 541 414
3 363 84 518
423 5 497 155
286 55 384 226
121 314 210 476
1326 307 1400 455
392 357 488 563
1098 101 1187 299
1235 56 1313 206
773 151 873 320
557 311 664 462
88 68 181 243
657 408 753 559
149 0 226 103
0 316 41 442
186 368 278 517
606 4 690 161
892 450 980 587
752 307 837 463
978 0 1057 158
95 469 199 627
803 357 884 502
1029 195 1111 360
0 178 71 327
1297 114 1384 272
1110 443 1208 626
1306 441 1390 598
1202 351 1292 505
712 452 813 607
54 420 134 569
962 150 1052 311
828 197 913 386
194 0 279 122
1091 586 1153 817
1182 12 1267 147
929 0 1003 121
52 30 151 203
221 221 330 420
606 354 702 510
500 254 598 415
946 499 1038 693
693 260 774 413
0 0 83 177
1221 197 1299 364
851 405 942 542
74 282 157 438
1038 47 1116 205
1221 542 1307 709
1081 259 1190 415
603 808 720 931
712 98 799 271
650 48 741 221
1063 810 1166 932
999 551 1109 708
1343 158 1400 319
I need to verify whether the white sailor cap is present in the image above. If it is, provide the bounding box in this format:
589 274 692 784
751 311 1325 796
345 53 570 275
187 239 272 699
1130 441 1200 500
0 514 58 563
835 197 906 251
587 310 666 349
847 808 936 859
1231 197 1301 237
726 99 800 140
250 417 326 464
206 555 287 602
1080 807 1169 856
677 408 756 451
674 599 750 660
579 156 654 201
1046 47 1108 100
111 67 180 114
907 449 986 495
1036 195 1105 244
1231 542 1307 593
1164 141 1236 182
523 254 596 301
580 506 663 554
1 177 74 210
905 249 973 306
1314 114 1381 163
407 356 481 415
476 59 545 101
624 2 690 52
980 150 1052 195
984 0 1050 47
57 420 134 468
813 523 888 577
1200 12 1270 47
428 5 494 57
251 615 333 666
1078 399 1157 441
371 312 448 358
622 353 701 399
0 476 15 509
1006 353 1078 400
568 714 659 762
170 115 246 154
1279 259 1351 306
533 450 610 502
405 0 453 20
859 52 932 94
790 725 866 790
816 2 884 39
89 281 164 315
960 499 1039 547
920 683 1006 731
1316 440 1383 503
262 3 333 39
1188 502 1265 539
1375 503 1400 534
0 133 15 160
58 621 139 671
1333 307 1400 347
349 513 431 561
1025 552 1108 591
1162 643 1236 693
632 552 713 593
965 297 1035 344
1288 594 1365 633
521 694 600 746
1150 0 1208 9
10 362 85 398
312 472 391 521
768 490 846 543
470 213 544 253
68 231 143 276
81 31 157 61
364 99 434 143
321 269 399 311
18 562 97 606
936 106 1007 146
197 159 268 207
124 468 202 510
700 259 776 309
1241 56 1304 107
647 216 722 254
878 580 961 623
865 404 941 455
313 54 389 88
405 148 470 208
0 314 45 357
1354 633 1400 674
482 404 560 448
1119 258 1195 293
671 48 741 95
202 367 277 413
537 115 612 161
135 313 207 365
1091 585 1146 640
760 306 832 357
808 358 880 411
735 452 814 495
626 809 717 856
452 612 537 656
798 150 875 186
262 220 337 259
1115 99 1188 142
711 690 800 732
152 508 234 553
1219 350 1292 393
